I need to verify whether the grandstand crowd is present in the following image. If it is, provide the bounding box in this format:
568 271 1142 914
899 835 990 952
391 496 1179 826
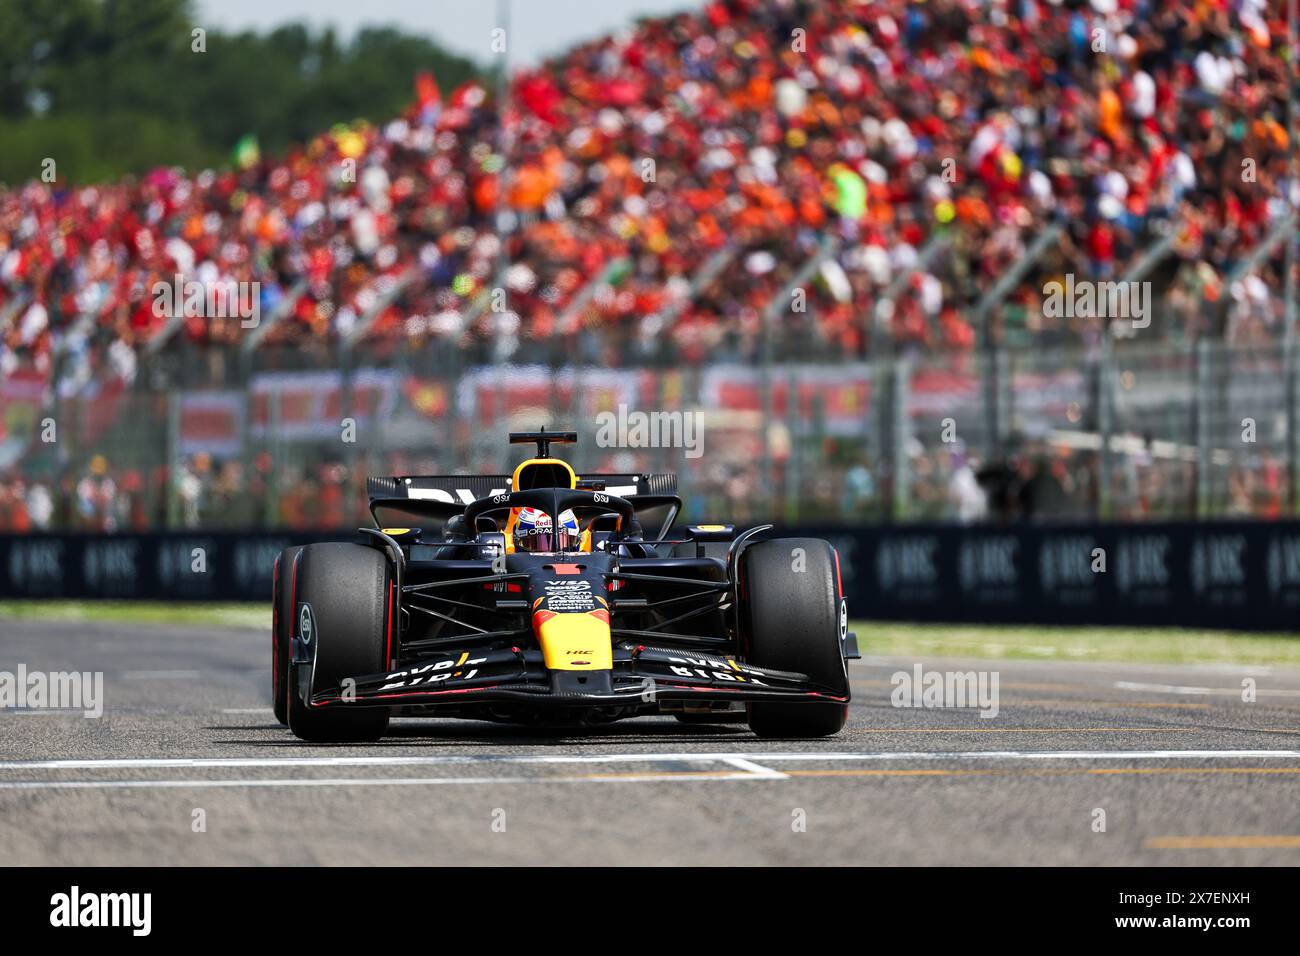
0 0 1294 530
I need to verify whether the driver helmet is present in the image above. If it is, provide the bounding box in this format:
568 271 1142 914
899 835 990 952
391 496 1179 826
513 507 580 552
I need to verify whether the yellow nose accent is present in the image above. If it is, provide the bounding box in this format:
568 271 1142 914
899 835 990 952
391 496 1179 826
534 613 613 670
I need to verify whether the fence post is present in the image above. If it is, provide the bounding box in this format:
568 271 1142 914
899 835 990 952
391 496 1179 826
785 365 800 522
874 354 892 520
760 235 839 517
860 360 874 520
1097 336 1113 520
1288 336 1298 514
340 340 356 476
676 369 693 519
996 348 1011 461
453 344 467 473
891 356 911 521
1195 339 1214 518
266 388 282 528
1286 0 1299 512
50 341 70 526
166 392 181 529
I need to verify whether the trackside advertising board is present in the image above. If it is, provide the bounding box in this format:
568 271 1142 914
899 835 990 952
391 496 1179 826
1 520 1296 631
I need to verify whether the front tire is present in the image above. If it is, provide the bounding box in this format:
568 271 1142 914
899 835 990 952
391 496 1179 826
739 538 849 738
271 545 304 725
287 542 392 743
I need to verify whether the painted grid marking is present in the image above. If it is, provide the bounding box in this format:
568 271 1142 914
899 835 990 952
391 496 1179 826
4 749 1300 773
2 749 1300 792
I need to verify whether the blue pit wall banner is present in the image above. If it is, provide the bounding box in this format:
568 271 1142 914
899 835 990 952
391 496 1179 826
0 521 1297 632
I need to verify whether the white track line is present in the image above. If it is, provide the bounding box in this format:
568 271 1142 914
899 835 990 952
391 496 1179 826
760 750 1300 762
717 755 787 779
0 773 769 791
1114 681 1300 697
3 749 1300 773
0 752 768 771
3 750 1299 792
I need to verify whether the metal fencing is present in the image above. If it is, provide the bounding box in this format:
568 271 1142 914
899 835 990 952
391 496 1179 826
2 338 1297 532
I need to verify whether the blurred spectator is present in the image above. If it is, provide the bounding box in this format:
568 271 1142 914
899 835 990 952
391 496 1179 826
1 0 1293 381
947 447 986 524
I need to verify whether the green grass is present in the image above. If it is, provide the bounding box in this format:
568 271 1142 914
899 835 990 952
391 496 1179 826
0 601 270 630
1 602 1295 667
853 622 1300 668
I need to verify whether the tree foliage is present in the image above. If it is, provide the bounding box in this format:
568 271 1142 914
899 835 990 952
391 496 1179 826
0 0 481 184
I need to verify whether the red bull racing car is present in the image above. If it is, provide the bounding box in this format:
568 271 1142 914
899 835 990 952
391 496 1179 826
270 430 858 741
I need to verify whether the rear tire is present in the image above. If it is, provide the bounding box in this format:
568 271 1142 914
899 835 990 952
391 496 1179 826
271 545 304 725
287 542 392 743
739 538 849 739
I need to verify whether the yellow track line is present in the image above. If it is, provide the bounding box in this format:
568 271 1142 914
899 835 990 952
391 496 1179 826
1088 767 1300 775
1002 699 1212 710
1145 835 1300 849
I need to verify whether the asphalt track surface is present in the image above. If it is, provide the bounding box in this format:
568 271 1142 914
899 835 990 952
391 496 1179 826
3 617 1300 866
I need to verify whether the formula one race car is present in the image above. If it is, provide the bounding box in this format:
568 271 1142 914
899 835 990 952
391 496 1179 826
270 430 859 741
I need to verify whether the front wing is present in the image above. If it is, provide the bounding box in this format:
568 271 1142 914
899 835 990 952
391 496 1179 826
303 644 847 709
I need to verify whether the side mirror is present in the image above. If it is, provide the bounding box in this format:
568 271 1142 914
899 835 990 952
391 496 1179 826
689 524 735 542
688 524 735 557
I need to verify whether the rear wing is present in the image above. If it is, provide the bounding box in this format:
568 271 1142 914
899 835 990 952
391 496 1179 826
367 473 677 505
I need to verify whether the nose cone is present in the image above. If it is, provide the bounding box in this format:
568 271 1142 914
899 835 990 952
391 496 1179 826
532 608 613 670
524 558 614 671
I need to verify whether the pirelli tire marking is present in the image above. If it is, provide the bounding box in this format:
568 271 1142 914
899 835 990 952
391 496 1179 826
298 604 314 645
